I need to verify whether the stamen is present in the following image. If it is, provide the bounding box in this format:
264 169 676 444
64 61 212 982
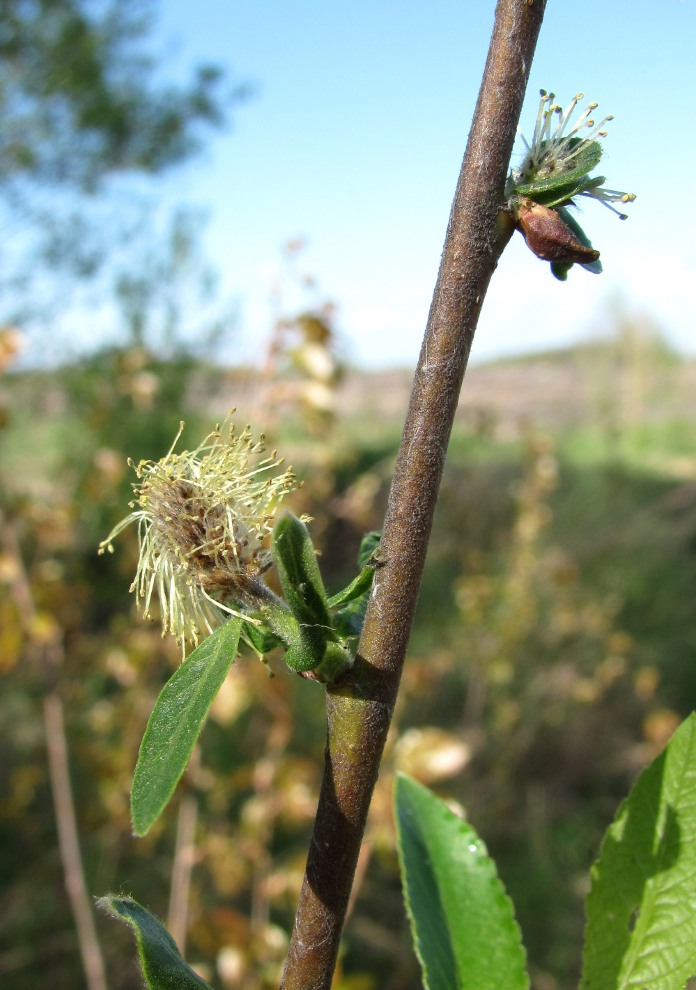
99 418 300 653
555 93 584 137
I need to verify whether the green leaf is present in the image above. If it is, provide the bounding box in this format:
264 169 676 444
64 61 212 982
272 512 331 628
395 774 529 990
514 138 603 199
327 532 379 631
331 595 370 639
282 628 329 673
131 617 243 836
357 530 381 569
255 598 301 650
327 565 375 610
241 620 283 656
581 713 696 990
532 179 589 208
550 261 572 281
270 513 332 675
98 895 213 989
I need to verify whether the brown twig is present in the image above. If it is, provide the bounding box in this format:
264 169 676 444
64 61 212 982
280 2 548 987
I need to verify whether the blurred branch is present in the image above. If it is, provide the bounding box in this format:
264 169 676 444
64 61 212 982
280 1 547 987
44 691 110 990
167 747 201 953
2 518 109 990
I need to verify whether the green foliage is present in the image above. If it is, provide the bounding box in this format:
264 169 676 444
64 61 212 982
507 91 635 281
270 512 373 679
582 713 696 990
98 896 213 989
396 720 696 990
269 510 335 673
131 618 243 836
129 510 373 837
0 0 227 189
395 774 529 990
3 338 696 989
272 512 332 631
326 531 380 640
512 138 603 204
400 405 694 984
0 0 241 336
328 533 380 608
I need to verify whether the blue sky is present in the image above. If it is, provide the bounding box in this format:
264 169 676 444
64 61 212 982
155 1 695 368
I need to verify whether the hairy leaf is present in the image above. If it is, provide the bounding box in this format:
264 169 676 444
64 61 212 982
131 617 242 836
98 896 212 989
514 138 603 199
272 512 331 628
327 564 375 611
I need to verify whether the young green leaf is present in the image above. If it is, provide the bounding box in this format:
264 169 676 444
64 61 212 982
507 93 635 280
513 137 603 200
395 774 529 990
327 565 375 611
282 627 330 674
131 617 243 836
241 620 283 656
331 595 370 640
272 512 331 628
98 895 212 989
326 531 380 638
357 530 381 569
581 713 696 990
282 637 351 682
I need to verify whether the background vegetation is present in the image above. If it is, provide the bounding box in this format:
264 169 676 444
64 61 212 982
1 4 693 988
2 318 694 990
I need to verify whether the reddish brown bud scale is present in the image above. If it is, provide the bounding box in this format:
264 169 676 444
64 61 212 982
514 198 600 265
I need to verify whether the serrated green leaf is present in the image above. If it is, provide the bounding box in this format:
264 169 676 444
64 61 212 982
98 895 212 989
395 774 529 990
272 512 331 628
131 617 243 836
581 713 696 990
514 138 603 198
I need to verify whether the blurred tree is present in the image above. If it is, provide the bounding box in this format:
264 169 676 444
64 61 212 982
0 7 245 985
0 0 245 334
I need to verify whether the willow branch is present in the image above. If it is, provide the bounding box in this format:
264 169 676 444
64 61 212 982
280 2 548 987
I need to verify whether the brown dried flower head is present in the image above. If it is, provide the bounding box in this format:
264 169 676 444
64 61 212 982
100 419 298 650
